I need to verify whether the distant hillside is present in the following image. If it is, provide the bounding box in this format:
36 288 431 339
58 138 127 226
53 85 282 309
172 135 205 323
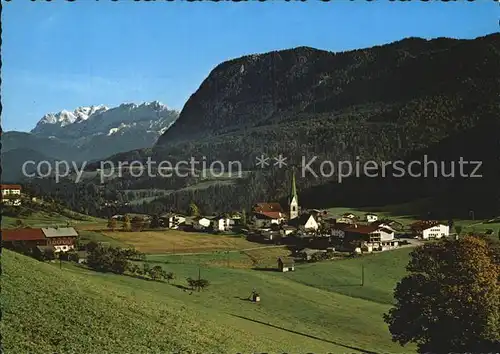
1 148 55 182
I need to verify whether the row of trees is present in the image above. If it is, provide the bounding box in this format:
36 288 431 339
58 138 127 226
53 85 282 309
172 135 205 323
84 243 210 290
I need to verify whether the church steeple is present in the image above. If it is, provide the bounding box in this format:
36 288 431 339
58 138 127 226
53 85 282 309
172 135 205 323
289 168 299 220
290 168 298 204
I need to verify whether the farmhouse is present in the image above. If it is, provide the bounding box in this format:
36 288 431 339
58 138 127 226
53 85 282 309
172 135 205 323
277 257 295 272
210 215 232 232
2 227 79 254
365 213 378 223
411 221 449 239
160 213 186 229
330 224 398 253
1 184 22 206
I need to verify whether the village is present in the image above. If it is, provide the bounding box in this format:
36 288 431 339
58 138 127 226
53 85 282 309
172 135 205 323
1 174 454 271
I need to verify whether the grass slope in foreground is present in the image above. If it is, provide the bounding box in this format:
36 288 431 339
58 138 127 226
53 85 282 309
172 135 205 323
2 249 414 353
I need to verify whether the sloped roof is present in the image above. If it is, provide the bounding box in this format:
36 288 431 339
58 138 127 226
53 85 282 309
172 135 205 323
298 248 325 256
0 184 22 190
254 211 284 220
344 225 393 235
2 228 45 241
410 220 442 230
288 213 316 227
253 203 284 213
41 227 78 238
278 257 294 266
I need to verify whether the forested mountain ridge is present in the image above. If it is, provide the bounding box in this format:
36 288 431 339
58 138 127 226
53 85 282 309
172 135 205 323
146 33 500 217
25 34 500 218
155 33 499 169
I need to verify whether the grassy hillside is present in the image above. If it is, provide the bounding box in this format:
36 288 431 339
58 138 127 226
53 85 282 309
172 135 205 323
286 248 412 304
2 249 416 353
2 209 105 229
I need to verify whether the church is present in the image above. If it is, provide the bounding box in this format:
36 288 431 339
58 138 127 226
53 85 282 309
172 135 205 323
251 168 319 232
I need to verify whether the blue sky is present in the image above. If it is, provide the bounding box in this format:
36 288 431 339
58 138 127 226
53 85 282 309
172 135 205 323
2 1 498 132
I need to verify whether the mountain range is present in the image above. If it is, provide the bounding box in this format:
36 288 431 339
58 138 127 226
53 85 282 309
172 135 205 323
2 102 179 180
14 33 500 219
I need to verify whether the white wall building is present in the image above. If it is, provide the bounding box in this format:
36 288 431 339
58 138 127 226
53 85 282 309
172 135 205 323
1 184 22 206
211 217 232 232
421 224 450 239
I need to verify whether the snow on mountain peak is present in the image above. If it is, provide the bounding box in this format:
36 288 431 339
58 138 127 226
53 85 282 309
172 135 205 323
31 101 179 140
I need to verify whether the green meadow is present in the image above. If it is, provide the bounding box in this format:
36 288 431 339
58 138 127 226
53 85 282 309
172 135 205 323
2 248 416 353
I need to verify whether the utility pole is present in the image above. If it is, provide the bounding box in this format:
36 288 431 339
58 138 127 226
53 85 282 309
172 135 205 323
361 264 365 287
198 267 201 292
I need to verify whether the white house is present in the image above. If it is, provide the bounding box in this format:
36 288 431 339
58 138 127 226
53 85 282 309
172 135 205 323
365 213 378 223
193 217 211 231
1 184 22 206
210 216 232 232
411 221 450 239
160 214 186 229
288 213 319 231
421 224 449 239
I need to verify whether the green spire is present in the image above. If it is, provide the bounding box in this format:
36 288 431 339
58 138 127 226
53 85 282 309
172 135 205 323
290 167 298 204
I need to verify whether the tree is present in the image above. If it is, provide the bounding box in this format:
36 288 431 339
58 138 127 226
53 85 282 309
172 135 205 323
86 244 134 275
383 235 500 353
149 265 164 281
164 271 175 284
131 217 145 232
150 215 161 229
186 277 196 291
197 278 210 291
122 215 131 231
188 202 199 217
15 219 24 228
107 217 117 231
127 263 140 276
241 208 247 226
186 277 209 292
143 263 151 278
